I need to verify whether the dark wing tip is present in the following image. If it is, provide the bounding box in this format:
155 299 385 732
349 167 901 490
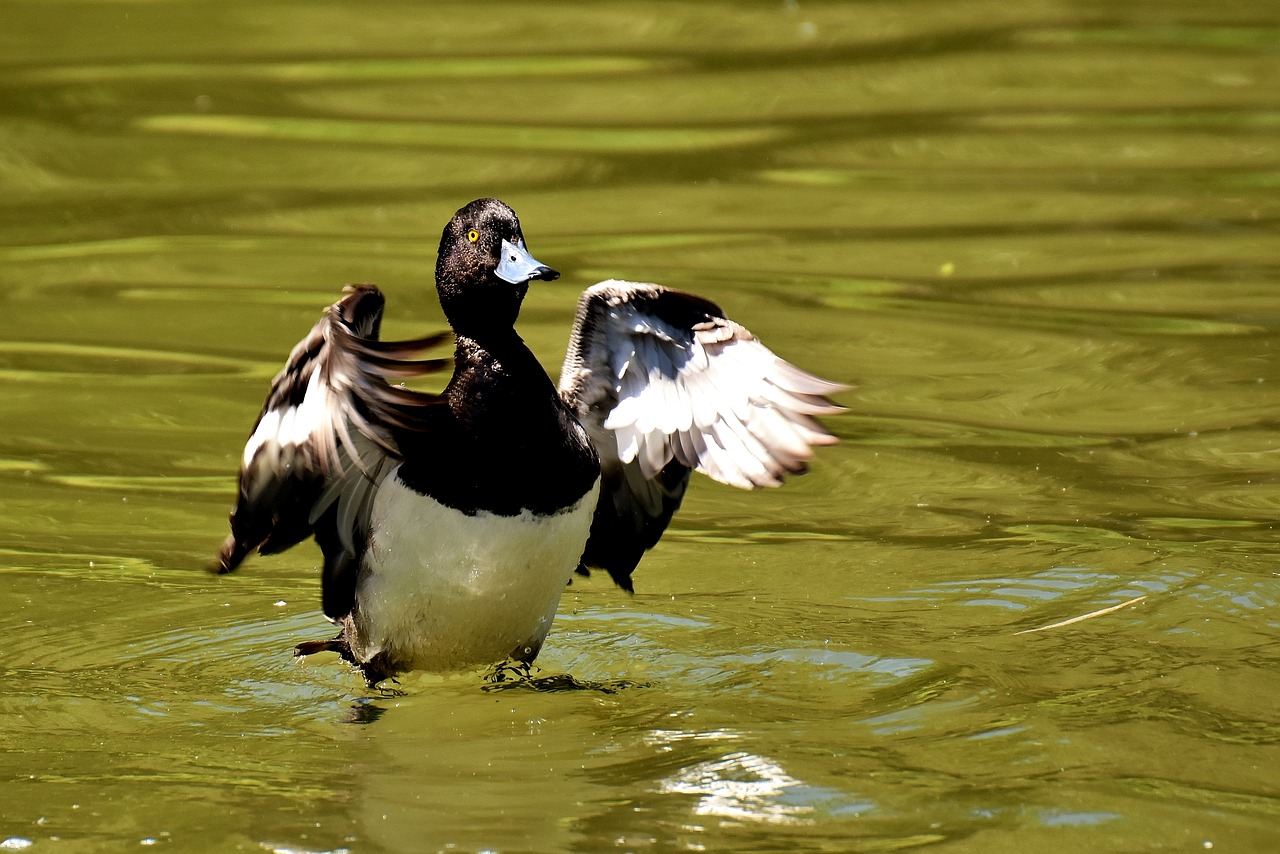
572 561 638 594
211 533 251 575
612 571 636 594
335 284 387 338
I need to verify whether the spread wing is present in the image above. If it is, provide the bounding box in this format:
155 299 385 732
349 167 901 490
215 284 447 620
558 280 848 590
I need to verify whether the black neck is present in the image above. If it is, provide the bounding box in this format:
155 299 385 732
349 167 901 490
395 330 600 516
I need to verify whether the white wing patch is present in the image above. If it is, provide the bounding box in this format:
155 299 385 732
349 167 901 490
241 370 330 466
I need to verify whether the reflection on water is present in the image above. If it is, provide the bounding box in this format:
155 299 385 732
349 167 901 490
1 0 1278 851
659 751 821 825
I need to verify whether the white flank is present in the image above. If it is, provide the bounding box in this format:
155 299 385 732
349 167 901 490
350 471 601 671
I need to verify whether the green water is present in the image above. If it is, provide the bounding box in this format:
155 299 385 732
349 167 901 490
2 1 1278 851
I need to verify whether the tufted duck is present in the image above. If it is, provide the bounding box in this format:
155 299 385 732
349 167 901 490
216 198 845 684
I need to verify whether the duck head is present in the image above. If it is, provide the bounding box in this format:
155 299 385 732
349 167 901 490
435 198 558 335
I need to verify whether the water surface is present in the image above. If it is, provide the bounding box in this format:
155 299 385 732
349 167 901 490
1 1 1278 851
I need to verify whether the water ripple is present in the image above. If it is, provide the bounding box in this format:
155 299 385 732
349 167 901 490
0 340 256 378
136 114 786 153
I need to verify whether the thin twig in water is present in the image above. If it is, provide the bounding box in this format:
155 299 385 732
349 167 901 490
1014 595 1147 635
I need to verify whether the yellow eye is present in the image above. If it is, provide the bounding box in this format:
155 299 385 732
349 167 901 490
467 229 479 243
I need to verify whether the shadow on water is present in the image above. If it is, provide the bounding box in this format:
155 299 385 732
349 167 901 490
347 695 395 725
342 660 650 723
482 660 650 695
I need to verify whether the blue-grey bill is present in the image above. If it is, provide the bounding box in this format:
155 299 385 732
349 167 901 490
495 238 558 284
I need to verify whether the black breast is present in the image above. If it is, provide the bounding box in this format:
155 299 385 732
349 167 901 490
395 334 600 516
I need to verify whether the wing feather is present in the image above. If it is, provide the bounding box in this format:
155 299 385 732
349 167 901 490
216 284 446 620
559 280 847 589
